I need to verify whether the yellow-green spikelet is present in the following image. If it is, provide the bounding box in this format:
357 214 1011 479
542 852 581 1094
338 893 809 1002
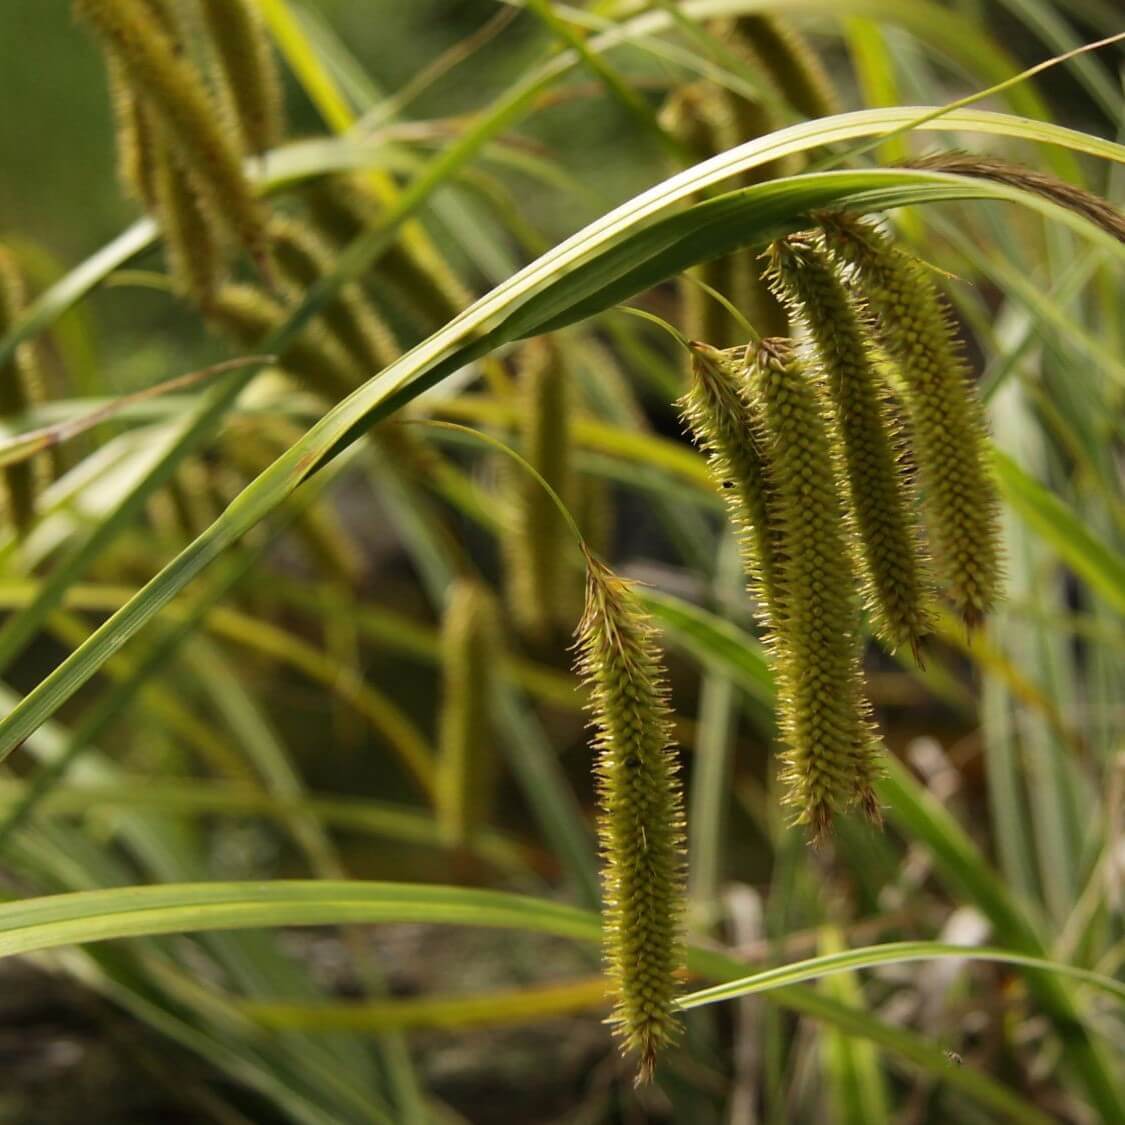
152 133 225 306
197 0 283 155
821 215 1002 627
205 283 359 401
506 339 573 639
766 236 933 658
743 338 881 836
574 556 685 1083
680 342 789 640
437 579 502 849
269 216 399 374
0 249 48 533
74 0 268 267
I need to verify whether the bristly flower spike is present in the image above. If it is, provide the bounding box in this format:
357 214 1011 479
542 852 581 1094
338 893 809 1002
765 235 934 660
74 0 269 270
574 553 686 1084
742 338 883 836
820 214 1003 628
197 0 284 156
680 342 789 642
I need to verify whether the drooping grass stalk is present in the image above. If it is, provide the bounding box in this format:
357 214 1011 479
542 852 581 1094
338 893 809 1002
0 249 48 533
574 554 685 1083
437 579 502 849
821 214 1003 627
197 0 284 156
74 0 268 268
766 234 933 658
742 338 882 835
505 339 574 639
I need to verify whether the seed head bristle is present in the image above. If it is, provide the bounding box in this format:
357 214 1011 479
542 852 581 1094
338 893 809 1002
743 338 883 832
766 235 934 658
574 557 685 1082
820 214 1003 628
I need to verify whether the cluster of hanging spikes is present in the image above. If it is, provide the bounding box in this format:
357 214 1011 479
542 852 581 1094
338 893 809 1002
74 0 280 301
681 214 1007 834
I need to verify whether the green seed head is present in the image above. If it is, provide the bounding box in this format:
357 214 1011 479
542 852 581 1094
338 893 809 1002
681 342 790 644
574 557 685 1083
743 338 883 836
437 579 502 849
197 0 284 155
75 0 268 269
766 235 934 659
820 214 1003 627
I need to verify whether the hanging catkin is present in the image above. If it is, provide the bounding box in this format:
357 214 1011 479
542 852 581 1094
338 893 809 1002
574 555 685 1083
743 338 882 835
680 342 789 642
821 215 1002 627
437 579 502 850
766 235 933 658
74 0 268 269
197 0 284 155
0 249 48 533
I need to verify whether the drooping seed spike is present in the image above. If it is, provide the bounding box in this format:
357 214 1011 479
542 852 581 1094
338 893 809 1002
74 0 268 268
197 0 284 155
680 342 789 642
743 338 883 836
205 283 358 401
766 235 934 659
574 556 685 1083
152 135 225 306
726 14 838 120
505 339 573 640
0 248 49 534
820 214 1003 628
437 579 502 850
269 216 399 374
303 175 471 330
